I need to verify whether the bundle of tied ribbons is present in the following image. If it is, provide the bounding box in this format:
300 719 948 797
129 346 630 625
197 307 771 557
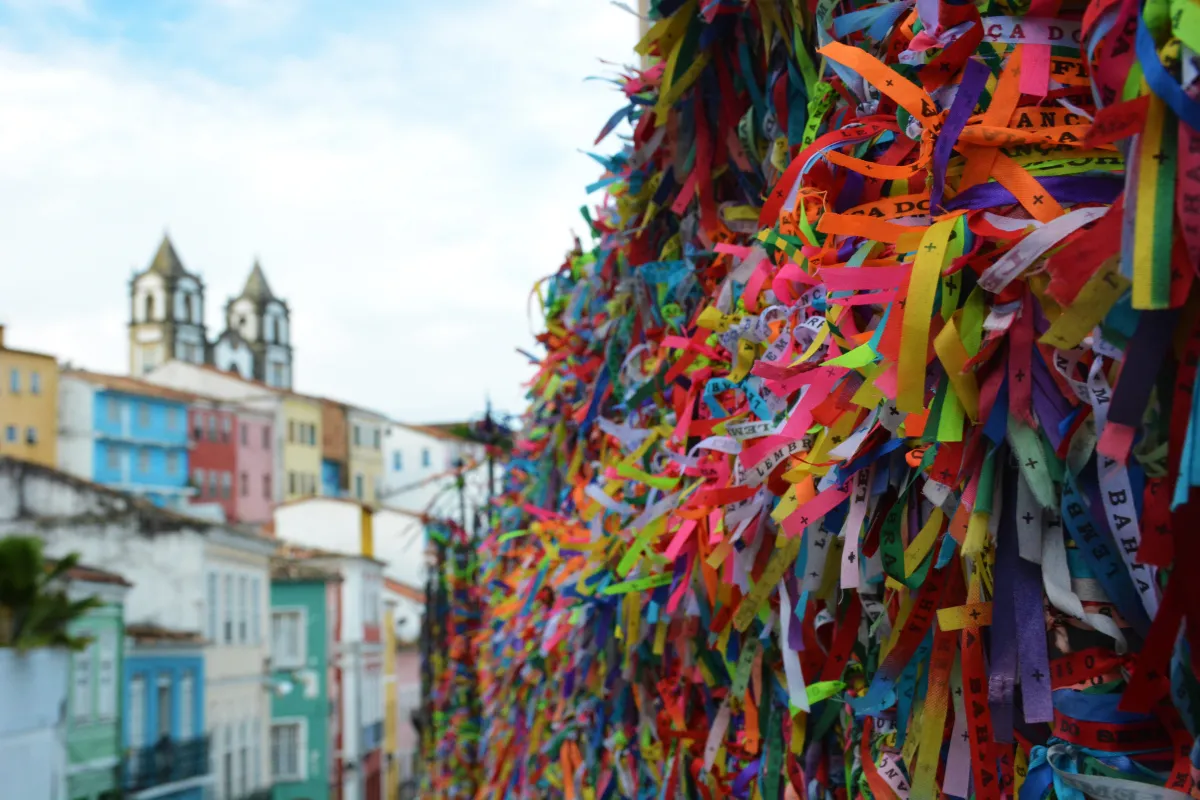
454 0 1200 797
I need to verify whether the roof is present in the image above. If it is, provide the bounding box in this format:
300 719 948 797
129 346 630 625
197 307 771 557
64 369 198 403
63 563 132 587
384 577 425 605
237 261 277 303
0 456 275 544
146 234 193 279
390 421 476 443
126 622 205 644
274 494 428 521
270 556 342 582
276 541 387 566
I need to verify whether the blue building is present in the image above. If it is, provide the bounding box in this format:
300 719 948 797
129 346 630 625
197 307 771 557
58 370 195 509
122 624 213 800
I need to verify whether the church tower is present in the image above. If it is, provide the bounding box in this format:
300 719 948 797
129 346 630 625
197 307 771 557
212 261 292 389
128 235 208 376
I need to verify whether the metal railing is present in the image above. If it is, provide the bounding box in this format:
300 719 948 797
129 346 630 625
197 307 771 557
122 735 210 793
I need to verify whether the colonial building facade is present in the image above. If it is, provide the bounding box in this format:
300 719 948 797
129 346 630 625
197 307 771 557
129 236 293 390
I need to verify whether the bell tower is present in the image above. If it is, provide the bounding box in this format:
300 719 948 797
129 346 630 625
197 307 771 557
213 260 292 389
128 235 208 376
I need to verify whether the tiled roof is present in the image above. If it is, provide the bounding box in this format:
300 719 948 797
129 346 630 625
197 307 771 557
126 622 204 644
384 577 425 605
64 563 131 587
64 369 198 403
270 556 341 582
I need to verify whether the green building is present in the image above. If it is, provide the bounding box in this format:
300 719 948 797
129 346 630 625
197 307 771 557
269 556 340 800
64 565 131 800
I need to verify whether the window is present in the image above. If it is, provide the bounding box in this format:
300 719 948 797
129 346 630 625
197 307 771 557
107 447 120 471
288 421 295 443
265 317 274 343
222 471 232 499
353 425 361 447
30 371 40 395
262 427 270 448
156 676 171 739
137 448 150 474
355 474 364 500
421 448 431 468
222 415 232 442
180 672 194 738
288 472 296 495
129 676 146 749
166 451 179 475
4 425 14 443
271 363 284 387
241 424 248 446
72 642 94 721
224 726 233 799
238 576 248 643
195 468 206 496
237 721 248 794
9 368 18 393
240 472 248 496
251 578 261 644
224 574 233 643
252 717 262 788
168 407 180 430
373 429 381 449
25 426 36 445
207 572 218 641
137 402 150 428
308 424 316 445
144 293 155 321
263 474 271 499
106 397 119 423
271 610 305 668
208 471 218 497
270 721 305 781
207 415 217 442
393 452 402 471
97 633 116 719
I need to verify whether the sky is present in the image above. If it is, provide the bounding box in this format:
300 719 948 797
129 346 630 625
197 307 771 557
0 0 637 423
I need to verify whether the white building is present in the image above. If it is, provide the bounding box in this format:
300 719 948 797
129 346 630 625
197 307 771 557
0 456 276 800
381 421 498 530
275 496 428 591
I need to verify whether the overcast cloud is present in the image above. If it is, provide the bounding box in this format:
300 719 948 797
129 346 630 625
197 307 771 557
0 0 634 422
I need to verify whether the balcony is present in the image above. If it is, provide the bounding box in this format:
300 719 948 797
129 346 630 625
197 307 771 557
122 735 210 794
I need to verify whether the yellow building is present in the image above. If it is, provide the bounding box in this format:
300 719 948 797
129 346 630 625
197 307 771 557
348 407 387 505
0 326 58 467
281 394 322 501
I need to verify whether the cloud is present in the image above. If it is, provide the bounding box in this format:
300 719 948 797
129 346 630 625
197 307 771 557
0 0 635 421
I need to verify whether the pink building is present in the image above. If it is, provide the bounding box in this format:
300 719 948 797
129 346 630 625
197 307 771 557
234 408 275 525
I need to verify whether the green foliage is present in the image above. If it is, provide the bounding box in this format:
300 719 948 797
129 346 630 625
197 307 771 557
0 537 101 652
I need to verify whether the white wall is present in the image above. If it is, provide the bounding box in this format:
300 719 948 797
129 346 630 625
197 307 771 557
230 298 258 342
212 336 254 382
0 650 68 800
56 375 95 481
373 510 426 588
274 498 362 553
132 273 165 324
0 464 209 634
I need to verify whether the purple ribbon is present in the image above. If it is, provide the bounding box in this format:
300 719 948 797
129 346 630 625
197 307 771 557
945 174 1123 212
1109 309 1179 427
989 481 1018 742
1006 468 1054 724
931 58 991 215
